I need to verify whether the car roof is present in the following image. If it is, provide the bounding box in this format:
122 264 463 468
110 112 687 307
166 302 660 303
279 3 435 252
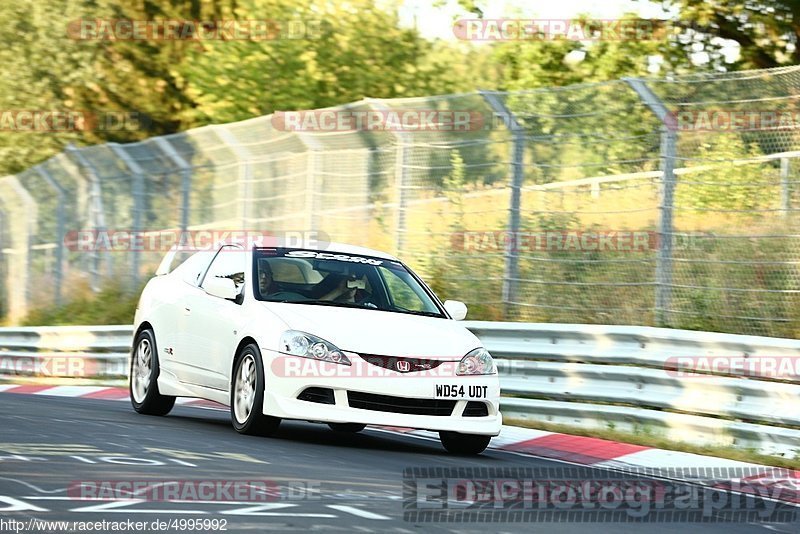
225 237 400 261
156 238 400 277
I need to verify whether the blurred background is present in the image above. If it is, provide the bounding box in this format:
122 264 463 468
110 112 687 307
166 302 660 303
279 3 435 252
1 0 800 337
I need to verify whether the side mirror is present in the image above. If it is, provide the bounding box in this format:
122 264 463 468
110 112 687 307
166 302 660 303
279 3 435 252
444 300 468 321
204 277 238 300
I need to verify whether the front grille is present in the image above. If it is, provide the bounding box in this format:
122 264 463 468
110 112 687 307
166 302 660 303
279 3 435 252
297 387 335 404
359 354 449 374
347 391 455 416
463 401 489 417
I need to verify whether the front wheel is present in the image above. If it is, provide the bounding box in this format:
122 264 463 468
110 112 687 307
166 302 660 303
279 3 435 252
328 423 367 433
439 431 491 455
130 328 175 416
231 344 281 436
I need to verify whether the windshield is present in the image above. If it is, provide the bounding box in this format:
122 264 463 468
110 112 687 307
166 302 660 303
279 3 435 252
252 248 445 318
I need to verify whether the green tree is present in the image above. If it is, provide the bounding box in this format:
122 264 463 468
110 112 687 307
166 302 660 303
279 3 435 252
0 0 238 175
0 0 93 174
180 0 472 124
663 0 800 70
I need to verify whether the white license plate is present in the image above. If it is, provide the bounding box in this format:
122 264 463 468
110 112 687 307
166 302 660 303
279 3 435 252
434 384 488 399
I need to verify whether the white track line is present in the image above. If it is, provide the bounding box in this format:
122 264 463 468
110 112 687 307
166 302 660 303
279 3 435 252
326 504 391 520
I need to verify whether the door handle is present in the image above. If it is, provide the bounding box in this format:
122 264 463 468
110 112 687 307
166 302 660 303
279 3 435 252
184 307 191 315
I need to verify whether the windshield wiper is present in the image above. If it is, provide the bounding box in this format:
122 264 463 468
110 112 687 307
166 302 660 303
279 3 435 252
390 305 444 318
284 299 374 310
267 299 444 317
403 311 443 318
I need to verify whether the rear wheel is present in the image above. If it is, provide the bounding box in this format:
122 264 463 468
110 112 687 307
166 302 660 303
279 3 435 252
328 423 367 433
439 431 491 455
130 329 175 416
231 344 281 436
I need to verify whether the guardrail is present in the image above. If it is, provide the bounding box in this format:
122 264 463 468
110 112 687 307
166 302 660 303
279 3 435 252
1 322 799 458
0 325 130 378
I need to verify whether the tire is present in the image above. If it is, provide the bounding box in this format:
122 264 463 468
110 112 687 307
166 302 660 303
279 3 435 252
328 423 367 433
130 328 176 416
231 344 281 436
439 431 491 455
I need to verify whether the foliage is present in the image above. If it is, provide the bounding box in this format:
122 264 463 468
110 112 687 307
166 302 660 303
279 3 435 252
665 0 800 70
676 134 771 212
8 0 790 178
489 14 662 90
179 0 482 125
22 281 141 326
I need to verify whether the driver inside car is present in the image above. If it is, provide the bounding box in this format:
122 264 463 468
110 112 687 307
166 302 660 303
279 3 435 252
257 259 279 297
318 273 368 303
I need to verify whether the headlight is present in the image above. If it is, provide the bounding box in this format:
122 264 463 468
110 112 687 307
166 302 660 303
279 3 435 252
279 330 350 366
457 348 495 375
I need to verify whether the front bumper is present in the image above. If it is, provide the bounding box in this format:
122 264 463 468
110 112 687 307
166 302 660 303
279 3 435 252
260 349 502 436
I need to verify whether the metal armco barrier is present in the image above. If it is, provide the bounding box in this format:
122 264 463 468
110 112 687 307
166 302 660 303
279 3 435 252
1 322 799 458
467 322 800 459
0 325 131 378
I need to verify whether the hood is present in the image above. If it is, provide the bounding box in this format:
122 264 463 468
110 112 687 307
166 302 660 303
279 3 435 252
261 302 480 359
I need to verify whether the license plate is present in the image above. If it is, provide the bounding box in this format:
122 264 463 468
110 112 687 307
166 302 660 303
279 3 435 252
434 384 488 399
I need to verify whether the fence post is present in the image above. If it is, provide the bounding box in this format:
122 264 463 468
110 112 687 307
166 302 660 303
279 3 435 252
0 176 36 322
153 137 191 238
481 91 524 319
214 126 252 230
294 132 323 236
53 152 89 229
0 207 5 319
781 157 790 217
34 165 66 306
624 78 677 326
108 143 145 290
65 145 109 292
368 99 409 255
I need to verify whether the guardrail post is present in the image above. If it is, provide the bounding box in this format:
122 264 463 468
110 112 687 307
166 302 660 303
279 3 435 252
108 143 145 290
153 138 192 239
34 165 66 305
624 79 676 327
480 91 524 319
65 144 110 293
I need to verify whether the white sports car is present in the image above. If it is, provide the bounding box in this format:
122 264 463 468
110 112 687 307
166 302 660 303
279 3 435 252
130 240 501 454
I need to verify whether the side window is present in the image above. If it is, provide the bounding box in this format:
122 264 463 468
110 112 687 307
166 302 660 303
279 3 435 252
380 268 427 311
201 246 246 292
180 251 216 286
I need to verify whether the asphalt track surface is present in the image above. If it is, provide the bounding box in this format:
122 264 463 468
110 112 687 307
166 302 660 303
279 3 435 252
0 393 797 533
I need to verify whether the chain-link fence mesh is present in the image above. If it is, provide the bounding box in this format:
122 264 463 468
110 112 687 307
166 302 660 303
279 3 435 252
2 65 800 337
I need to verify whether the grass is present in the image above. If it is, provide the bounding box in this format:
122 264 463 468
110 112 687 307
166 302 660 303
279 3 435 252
22 282 141 326
504 417 800 470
